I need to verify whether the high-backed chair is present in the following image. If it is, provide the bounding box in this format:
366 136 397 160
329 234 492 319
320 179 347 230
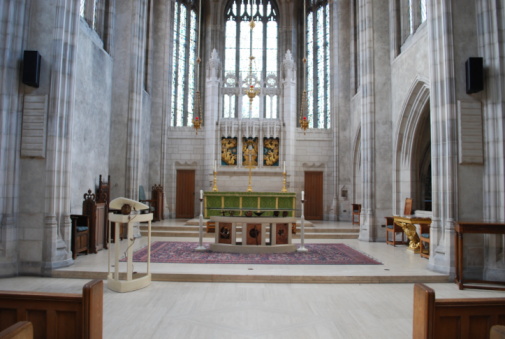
419 223 430 258
82 189 106 253
97 174 110 248
385 216 406 246
404 198 413 215
70 214 89 260
352 204 361 225
139 184 164 222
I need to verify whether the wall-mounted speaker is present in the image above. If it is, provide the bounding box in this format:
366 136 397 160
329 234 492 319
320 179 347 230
22 50 41 88
465 57 483 94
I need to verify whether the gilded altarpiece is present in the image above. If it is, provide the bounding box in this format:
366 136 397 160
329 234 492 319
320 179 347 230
263 137 279 166
221 137 237 166
242 137 258 166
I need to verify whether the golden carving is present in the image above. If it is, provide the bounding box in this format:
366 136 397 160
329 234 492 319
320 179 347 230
242 138 258 166
221 138 237 165
263 138 279 166
393 216 432 253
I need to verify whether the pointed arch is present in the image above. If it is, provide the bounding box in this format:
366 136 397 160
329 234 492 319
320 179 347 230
393 77 430 213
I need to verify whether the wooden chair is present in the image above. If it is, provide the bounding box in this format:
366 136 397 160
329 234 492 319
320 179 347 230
70 214 89 260
419 223 430 258
97 175 110 248
139 184 164 222
82 189 106 253
404 198 413 215
352 204 361 225
151 184 164 222
385 216 406 246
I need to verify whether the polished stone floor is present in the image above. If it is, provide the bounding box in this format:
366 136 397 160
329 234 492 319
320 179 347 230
1 219 503 338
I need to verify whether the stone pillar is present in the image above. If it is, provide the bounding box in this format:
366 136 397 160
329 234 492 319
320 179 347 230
0 0 27 275
205 49 221 188
477 0 505 281
358 0 376 241
426 0 458 274
43 0 81 272
150 0 172 218
124 1 150 200
281 50 296 191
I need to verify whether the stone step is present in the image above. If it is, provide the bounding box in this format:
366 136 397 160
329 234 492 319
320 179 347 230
140 225 359 239
143 225 359 234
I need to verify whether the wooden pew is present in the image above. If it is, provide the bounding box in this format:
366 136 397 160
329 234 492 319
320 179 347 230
413 283 505 339
0 321 33 339
0 280 103 339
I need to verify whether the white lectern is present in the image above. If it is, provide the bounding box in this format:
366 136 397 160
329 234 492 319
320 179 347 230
107 198 152 293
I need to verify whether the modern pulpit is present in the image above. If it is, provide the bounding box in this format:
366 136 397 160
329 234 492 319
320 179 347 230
107 197 153 293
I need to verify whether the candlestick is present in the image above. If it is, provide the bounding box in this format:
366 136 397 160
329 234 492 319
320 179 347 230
214 160 217 173
301 191 304 201
283 161 286 173
200 190 203 200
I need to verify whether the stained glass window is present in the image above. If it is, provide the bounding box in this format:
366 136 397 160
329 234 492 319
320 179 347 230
171 1 198 127
224 0 279 119
306 0 331 129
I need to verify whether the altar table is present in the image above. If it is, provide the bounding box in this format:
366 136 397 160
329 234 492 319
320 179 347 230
204 191 296 218
210 216 297 253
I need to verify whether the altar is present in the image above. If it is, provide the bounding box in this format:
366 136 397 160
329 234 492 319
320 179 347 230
209 216 297 253
204 191 296 218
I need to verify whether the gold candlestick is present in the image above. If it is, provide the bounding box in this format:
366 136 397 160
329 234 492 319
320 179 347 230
212 171 218 192
281 171 287 192
244 146 256 192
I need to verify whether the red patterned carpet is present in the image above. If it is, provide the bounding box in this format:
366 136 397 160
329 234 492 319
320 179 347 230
125 242 382 265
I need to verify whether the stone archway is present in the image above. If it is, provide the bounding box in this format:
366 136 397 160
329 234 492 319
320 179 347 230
393 78 431 214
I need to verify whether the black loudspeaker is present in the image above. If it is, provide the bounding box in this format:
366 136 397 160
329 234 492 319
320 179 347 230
22 50 41 88
465 57 483 94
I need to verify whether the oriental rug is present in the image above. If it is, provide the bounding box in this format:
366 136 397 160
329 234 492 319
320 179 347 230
124 242 382 265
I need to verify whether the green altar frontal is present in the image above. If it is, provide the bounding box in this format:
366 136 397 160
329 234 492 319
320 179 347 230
204 192 297 218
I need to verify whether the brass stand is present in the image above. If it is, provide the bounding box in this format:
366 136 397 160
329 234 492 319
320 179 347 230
281 171 287 192
212 171 218 192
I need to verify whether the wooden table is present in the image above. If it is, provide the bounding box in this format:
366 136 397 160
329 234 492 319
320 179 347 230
455 222 505 291
393 216 431 252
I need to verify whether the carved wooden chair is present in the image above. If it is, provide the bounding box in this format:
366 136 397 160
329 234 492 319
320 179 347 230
139 184 164 222
352 204 361 225
97 174 110 248
419 223 430 259
82 189 106 253
70 214 89 260
385 216 406 246
404 198 413 215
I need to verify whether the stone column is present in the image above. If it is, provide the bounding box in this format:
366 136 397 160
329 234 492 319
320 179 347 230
281 50 296 192
477 0 505 281
124 1 149 199
426 0 458 274
205 49 221 188
43 0 81 272
0 0 27 275
358 0 376 241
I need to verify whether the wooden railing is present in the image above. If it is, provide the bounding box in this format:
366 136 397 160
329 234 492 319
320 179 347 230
0 280 103 339
413 283 505 339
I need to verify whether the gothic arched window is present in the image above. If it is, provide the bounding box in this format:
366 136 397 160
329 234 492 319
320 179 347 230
306 0 331 129
223 0 279 119
171 0 198 127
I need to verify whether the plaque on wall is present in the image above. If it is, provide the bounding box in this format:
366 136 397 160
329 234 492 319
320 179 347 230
276 223 289 244
218 222 232 244
246 223 262 245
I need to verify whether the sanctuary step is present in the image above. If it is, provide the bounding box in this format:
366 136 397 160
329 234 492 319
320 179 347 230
139 220 359 240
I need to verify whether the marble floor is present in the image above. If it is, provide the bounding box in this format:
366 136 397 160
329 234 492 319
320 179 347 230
1 219 504 338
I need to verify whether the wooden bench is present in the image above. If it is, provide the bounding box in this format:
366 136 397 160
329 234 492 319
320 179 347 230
0 321 33 339
0 280 103 339
413 283 505 339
